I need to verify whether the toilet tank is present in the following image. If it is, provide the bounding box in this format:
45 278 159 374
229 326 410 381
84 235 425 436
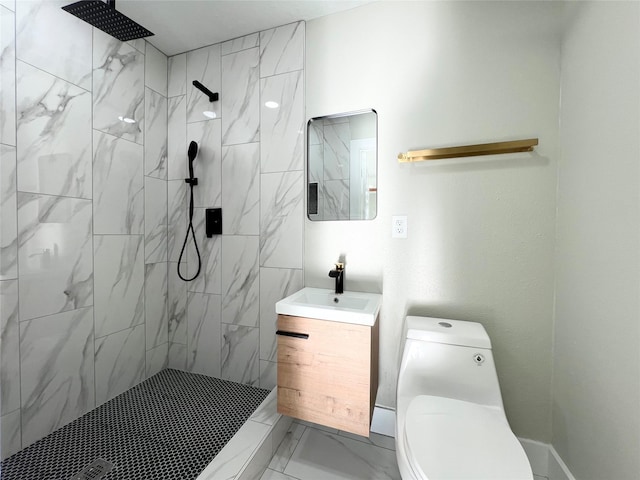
397 316 504 410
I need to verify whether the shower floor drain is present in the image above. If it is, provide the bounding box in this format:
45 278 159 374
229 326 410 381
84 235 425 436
69 459 113 480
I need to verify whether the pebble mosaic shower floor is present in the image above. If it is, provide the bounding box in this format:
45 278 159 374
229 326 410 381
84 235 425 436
0 369 270 480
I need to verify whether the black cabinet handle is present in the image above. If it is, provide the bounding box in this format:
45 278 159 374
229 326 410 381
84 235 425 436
276 330 309 339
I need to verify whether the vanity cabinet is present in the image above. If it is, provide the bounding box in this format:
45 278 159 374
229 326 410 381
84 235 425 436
276 314 379 437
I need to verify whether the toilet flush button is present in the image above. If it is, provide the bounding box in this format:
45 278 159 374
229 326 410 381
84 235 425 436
474 354 485 365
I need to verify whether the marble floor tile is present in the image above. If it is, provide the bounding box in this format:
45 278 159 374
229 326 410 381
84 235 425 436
260 470 299 480
268 422 307 473
283 428 401 480
337 430 397 451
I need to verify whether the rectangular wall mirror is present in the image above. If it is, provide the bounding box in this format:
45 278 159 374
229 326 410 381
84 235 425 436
307 109 377 221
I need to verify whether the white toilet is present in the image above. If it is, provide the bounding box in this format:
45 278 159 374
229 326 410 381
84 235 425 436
396 316 533 480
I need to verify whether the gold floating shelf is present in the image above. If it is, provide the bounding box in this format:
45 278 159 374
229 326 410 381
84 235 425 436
398 138 539 163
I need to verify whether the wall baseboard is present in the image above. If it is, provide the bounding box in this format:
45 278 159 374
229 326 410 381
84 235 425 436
372 406 576 480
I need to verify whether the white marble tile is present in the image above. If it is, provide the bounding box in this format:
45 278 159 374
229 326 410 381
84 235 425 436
260 469 298 480
259 22 304 78
222 236 259 327
144 88 168 179
145 262 168 349
1 409 21 460
197 420 270 480
323 121 350 180
260 70 304 173
1 279 20 415
186 291 221 377
259 360 277 391
296 420 339 435
222 143 259 235
167 180 187 262
308 143 323 182
222 47 259 145
338 431 397 451
0 145 17 279
16 0 92 89
144 176 168 264
187 119 222 208
17 193 93 321
93 29 144 144
271 415 294 456
221 324 259 385
16 61 92 199
93 131 144 234
127 38 146 54
268 422 306 473
324 180 350 221
145 43 167 96
1 5 15 145
260 171 303 269
237 432 272 480
168 342 187 371
94 323 145 406
222 33 259 56
168 261 187 344
93 235 144 338
0 0 14 11
168 53 186 97
168 95 187 180
187 44 221 123
19 306 94 448
259 268 303 362
146 342 168 378
250 389 279 426
187 208 221 294
284 428 401 480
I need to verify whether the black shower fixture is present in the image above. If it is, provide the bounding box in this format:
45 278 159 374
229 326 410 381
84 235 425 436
62 0 154 42
193 81 219 103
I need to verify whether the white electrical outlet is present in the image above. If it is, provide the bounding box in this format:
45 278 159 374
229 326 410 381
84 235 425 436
392 215 408 238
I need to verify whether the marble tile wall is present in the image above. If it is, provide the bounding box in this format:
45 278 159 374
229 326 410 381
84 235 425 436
0 0 168 458
167 22 305 388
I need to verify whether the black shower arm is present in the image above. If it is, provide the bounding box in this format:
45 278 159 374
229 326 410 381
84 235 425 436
192 81 219 103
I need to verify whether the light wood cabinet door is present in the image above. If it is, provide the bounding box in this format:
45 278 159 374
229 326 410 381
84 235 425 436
276 314 378 436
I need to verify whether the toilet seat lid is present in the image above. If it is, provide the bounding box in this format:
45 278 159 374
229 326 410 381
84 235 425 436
404 395 532 480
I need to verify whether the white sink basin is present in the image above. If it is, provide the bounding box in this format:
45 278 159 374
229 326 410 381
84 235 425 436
275 287 382 326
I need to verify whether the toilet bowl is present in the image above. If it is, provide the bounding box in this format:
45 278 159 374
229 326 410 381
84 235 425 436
395 316 532 480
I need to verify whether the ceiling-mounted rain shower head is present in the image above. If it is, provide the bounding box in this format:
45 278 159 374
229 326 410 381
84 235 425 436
62 0 154 42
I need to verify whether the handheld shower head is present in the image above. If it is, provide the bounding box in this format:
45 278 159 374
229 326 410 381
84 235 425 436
188 141 198 162
187 141 198 180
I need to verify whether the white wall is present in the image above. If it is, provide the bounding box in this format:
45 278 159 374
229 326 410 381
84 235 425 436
553 2 640 478
306 1 561 442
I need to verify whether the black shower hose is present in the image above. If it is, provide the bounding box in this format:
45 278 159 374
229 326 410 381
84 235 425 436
177 181 201 281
